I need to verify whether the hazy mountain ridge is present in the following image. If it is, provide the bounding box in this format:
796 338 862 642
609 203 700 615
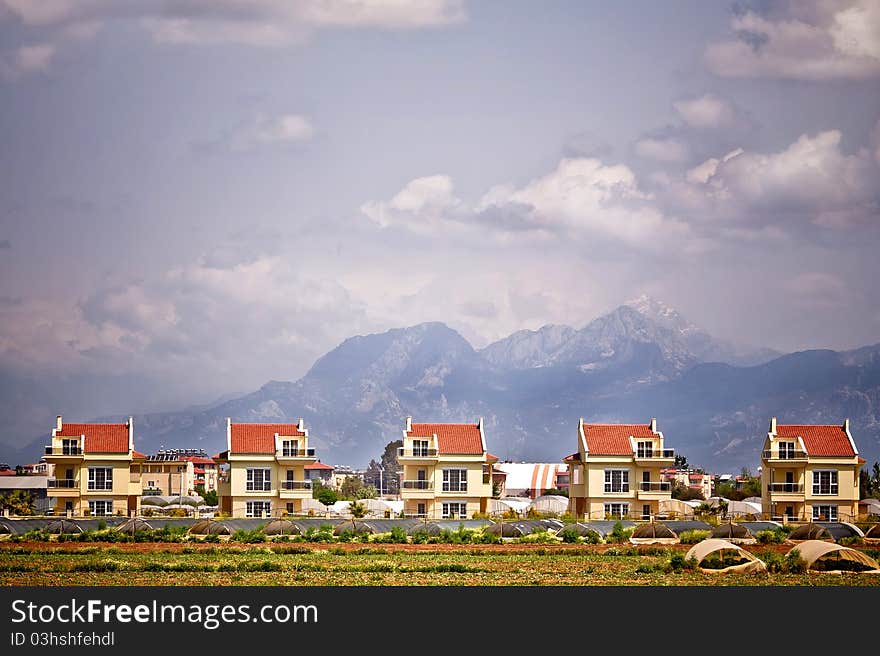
3 299 878 472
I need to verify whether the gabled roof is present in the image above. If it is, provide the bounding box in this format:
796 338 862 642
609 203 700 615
58 423 129 453
407 422 483 455
179 456 215 465
581 423 655 455
229 423 303 454
305 462 334 471
132 451 146 460
775 424 856 457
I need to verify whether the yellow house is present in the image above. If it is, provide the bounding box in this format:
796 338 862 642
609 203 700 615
44 415 142 517
760 417 863 522
398 417 496 519
133 454 196 497
214 418 317 518
565 418 675 520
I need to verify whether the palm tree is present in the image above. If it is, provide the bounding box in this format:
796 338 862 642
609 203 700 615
347 499 367 534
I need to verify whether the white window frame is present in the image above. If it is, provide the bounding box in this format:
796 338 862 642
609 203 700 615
413 439 430 457
62 439 79 455
604 469 629 493
636 441 653 458
441 502 467 519
87 467 113 491
442 468 468 493
812 505 838 521
88 500 113 516
246 501 272 518
281 440 299 457
779 441 796 459
246 468 272 492
604 503 629 519
812 470 838 496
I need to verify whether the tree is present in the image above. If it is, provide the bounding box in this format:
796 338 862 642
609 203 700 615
671 480 704 501
315 487 338 506
340 476 366 500
348 500 367 519
0 490 35 515
363 440 402 495
194 485 218 506
543 488 568 497
674 454 689 468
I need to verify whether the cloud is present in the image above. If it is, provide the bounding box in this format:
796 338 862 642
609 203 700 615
196 113 315 153
0 0 466 58
705 0 880 80
363 158 696 249
872 118 880 164
634 137 689 162
677 129 879 230
782 272 848 308
0 42 55 78
673 94 737 129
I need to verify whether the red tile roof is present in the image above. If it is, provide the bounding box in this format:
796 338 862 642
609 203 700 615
408 422 484 455
180 456 215 465
776 424 856 457
58 423 129 453
229 423 303 454
563 452 581 462
305 462 334 471
581 423 655 455
132 451 146 460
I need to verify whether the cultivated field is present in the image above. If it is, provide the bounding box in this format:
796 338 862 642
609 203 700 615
2 542 878 586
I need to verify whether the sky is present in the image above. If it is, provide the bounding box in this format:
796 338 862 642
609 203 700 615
1 0 879 416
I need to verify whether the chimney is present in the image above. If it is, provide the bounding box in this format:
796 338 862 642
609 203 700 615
770 416 777 434
298 418 305 432
843 418 850 433
650 417 657 433
56 415 62 432
405 416 412 432
128 416 134 452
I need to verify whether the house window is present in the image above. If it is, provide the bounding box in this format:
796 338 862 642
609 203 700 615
604 503 629 519
246 501 271 518
246 468 272 492
286 503 294 514
416 502 426 517
812 470 838 496
281 440 299 457
812 505 838 521
442 502 467 519
87 467 113 491
62 439 79 455
88 500 112 516
636 441 653 458
604 469 629 493
642 504 651 520
779 442 796 459
442 469 467 493
572 467 581 485
413 440 430 457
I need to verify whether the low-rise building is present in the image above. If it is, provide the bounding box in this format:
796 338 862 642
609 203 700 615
492 462 569 498
760 417 862 522
566 418 675 520
43 415 142 516
214 418 318 517
398 417 496 519
134 452 196 497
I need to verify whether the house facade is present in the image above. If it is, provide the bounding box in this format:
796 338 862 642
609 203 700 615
134 454 196 497
398 417 496 519
214 419 317 518
43 415 142 516
566 418 675 520
760 417 862 522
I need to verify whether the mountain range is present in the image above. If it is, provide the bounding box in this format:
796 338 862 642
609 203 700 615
4 296 880 473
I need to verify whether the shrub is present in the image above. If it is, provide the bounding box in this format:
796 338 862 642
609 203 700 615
516 528 559 544
755 528 788 544
607 522 634 544
237 561 282 572
635 562 665 574
668 552 697 572
71 560 120 572
604 546 637 556
760 550 785 573
410 530 429 544
96 520 107 531
231 529 266 543
303 526 335 543
560 528 581 543
389 526 408 543
677 530 710 545
838 536 863 546
271 545 311 554
474 530 502 544
784 549 806 573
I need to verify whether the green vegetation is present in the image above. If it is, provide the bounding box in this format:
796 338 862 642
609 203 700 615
677 530 710 545
755 527 790 544
606 522 634 544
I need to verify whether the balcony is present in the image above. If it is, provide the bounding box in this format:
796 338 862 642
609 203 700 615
401 480 434 493
275 448 316 460
637 481 671 499
398 448 438 460
280 481 312 490
767 482 803 493
44 446 82 459
47 479 80 496
142 488 163 496
762 450 807 461
633 449 675 461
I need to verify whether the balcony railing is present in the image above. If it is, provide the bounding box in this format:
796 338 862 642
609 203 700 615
401 480 433 490
44 446 81 456
638 481 671 492
142 488 163 496
767 483 804 493
398 448 438 458
277 448 316 457
634 449 675 459
280 481 312 490
47 478 77 489
762 450 808 460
